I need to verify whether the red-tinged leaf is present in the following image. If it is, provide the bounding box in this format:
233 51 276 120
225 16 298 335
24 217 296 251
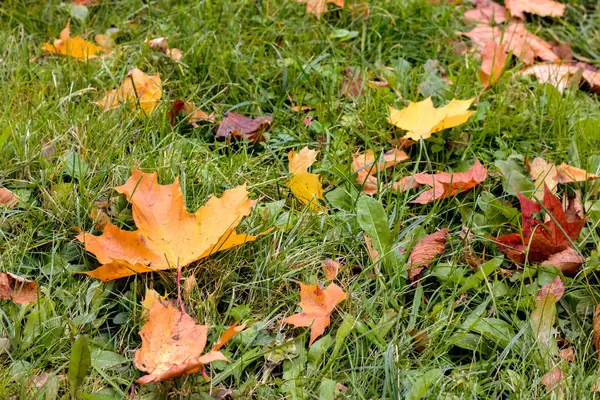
0 272 38 304
463 0 507 24
541 367 564 392
322 259 341 280
536 276 564 302
341 67 362 99
541 247 584 275
408 228 449 281
531 277 563 368
215 112 273 143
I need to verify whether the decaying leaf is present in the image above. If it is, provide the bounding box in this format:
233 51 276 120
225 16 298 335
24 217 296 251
407 228 449 281
341 67 363 99
286 147 324 210
479 40 507 87
528 157 599 198
463 0 507 24
322 259 341 280
400 159 487 204
0 272 38 305
297 0 344 19
97 69 162 114
168 99 216 127
0 188 17 208
215 112 272 143
495 186 586 273
352 149 409 194
183 275 197 297
283 282 347 345
541 247 584 276
42 21 108 60
134 299 233 384
364 233 380 264
77 168 264 281
458 23 558 64
388 97 475 141
505 0 565 19
147 37 183 62
520 63 600 94
541 367 565 392
531 276 564 370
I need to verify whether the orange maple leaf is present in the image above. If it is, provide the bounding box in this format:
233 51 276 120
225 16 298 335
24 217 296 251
134 298 242 384
352 149 409 194
283 282 347 345
77 168 264 281
96 68 162 114
505 0 565 19
41 20 107 60
297 0 344 19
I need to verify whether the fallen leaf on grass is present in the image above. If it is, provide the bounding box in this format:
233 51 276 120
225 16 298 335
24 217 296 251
401 159 487 204
531 276 563 370
77 168 264 281
212 324 246 351
528 157 599 197
41 21 108 60
183 275 197 297
352 149 409 194
541 367 565 392
388 97 475 141
409 329 430 352
407 229 449 281
215 112 272 143
0 272 38 304
594 304 600 359
168 99 216 127
479 40 507 87
495 186 586 272
341 67 362 99
286 147 324 210
541 247 584 276
141 287 167 321
520 63 600 94
134 299 236 384
283 282 347 345
0 188 17 208
97 68 162 114
147 37 183 62
458 23 558 64
322 259 341 280
463 0 507 24
297 0 344 19
505 0 565 19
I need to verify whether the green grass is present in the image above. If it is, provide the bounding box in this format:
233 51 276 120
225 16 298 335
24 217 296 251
1 0 600 398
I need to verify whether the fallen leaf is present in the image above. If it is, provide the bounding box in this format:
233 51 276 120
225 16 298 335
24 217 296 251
391 176 421 193
286 147 324 209
322 259 341 280
97 68 162 114
388 97 475 141
0 272 38 304
520 63 600 94
134 299 229 384
409 329 430 352
90 207 110 230
168 99 216 127
283 282 347 345
364 233 380 264
0 188 17 208
407 229 449 281
350 2 370 19
147 37 182 62
479 40 507 87
463 0 507 24
352 149 409 194
77 168 263 281
505 0 565 19
495 186 586 271
531 277 563 370
559 346 575 362
341 67 362 99
141 288 167 322
528 157 600 197
408 159 487 204
215 112 272 143
458 23 558 64
30 372 51 388
183 275 197 297
297 0 344 19
541 367 564 392
541 247 583 275
212 324 246 351
42 21 107 60
536 275 565 302
552 43 572 61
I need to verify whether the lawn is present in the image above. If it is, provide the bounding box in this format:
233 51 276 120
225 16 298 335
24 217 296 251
1 0 600 398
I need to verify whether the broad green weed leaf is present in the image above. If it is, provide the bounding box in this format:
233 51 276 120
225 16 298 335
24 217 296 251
319 378 337 400
68 336 91 398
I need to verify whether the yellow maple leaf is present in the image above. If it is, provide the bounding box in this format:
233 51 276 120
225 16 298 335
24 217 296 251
388 97 475 141
286 147 324 210
96 68 162 114
77 168 265 281
41 20 107 60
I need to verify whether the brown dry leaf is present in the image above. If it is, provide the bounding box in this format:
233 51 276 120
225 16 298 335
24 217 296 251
541 367 565 392
134 299 229 384
407 229 449 281
553 43 573 60
77 168 264 281
168 99 216 127
286 147 324 210
97 68 162 114
559 346 575 362
505 0 565 19
364 234 380 264
352 149 409 194
215 112 272 143
541 247 584 275
528 157 599 198
212 324 246 351
322 259 341 280
90 207 110 230
297 0 344 19
0 188 17 208
458 23 558 64
183 275 197 297
463 0 507 24
283 282 347 345
407 159 487 204
391 176 421 193
479 40 507 87
30 372 52 388
341 67 363 99
0 272 38 305
520 62 600 94
41 21 108 60
147 37 183 62
409 329 430 352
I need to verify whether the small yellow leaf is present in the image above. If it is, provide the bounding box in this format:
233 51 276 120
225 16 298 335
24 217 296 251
97 69 162 114
41 21 107 60
387 97 475 141
286 147 324 210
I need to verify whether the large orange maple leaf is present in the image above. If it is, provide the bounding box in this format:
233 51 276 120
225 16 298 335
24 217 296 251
77 168 262 281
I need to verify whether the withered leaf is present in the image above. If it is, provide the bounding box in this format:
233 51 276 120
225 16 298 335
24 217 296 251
0 272 38 304
168 99 216 127
408 228 449 281
297 0 344 19
322 259 341 280
479 40 507 87
41 21 108 60
97 68 162 114
215 112 272 143
352 149 409 194
520 63 600 94
463 0 507 24
505 0 565 19
0 188 18 208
